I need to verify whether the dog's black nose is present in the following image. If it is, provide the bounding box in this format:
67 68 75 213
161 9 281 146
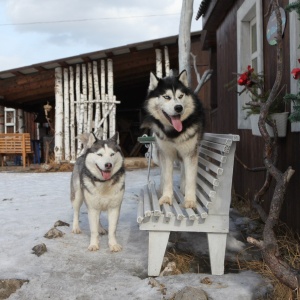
105 163 112 169
174 105 183 113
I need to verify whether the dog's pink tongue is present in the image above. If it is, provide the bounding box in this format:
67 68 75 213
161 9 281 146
171 116 183 132
102 171 111 180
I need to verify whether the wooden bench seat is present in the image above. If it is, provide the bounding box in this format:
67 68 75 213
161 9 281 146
0 133 33 168
137 133 240 276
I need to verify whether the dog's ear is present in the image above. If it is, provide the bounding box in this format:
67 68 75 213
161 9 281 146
86 132 97 148
148 72 160 91
178 70 189 87
110 132 119 143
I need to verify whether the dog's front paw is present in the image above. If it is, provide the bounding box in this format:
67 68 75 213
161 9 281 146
159 195 173 206
88 244 99 251
183 198 197 209
109 243 122 252
72 227 82 234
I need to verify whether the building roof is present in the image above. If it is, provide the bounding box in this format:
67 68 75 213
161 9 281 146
0 31 203 111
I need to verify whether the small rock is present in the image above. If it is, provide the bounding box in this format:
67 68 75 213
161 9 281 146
174 286 208 300
44 227 64 239
200 277 212 285
32 243 47 256
159 261 181 276
54 220 70 227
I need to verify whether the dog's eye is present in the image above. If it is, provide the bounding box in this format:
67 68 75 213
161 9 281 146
98 153 103 157
163 95 171 100
178 94 184 99
110 153 115 157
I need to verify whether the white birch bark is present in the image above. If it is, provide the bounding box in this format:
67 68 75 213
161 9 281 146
107 59 114 138
101 60 107 139
54 67 64 163
17 109 24 133
178 0 193 86
81 63 88 132
75 64 81 126
69 66 76 162
0 106 4 133
93 61 101 132
77 94 85 156
155 49 163 78
164 46 170 76
87 62 94 132
63 68 70 161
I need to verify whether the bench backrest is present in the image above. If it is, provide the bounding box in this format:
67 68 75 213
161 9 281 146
0 133 32 154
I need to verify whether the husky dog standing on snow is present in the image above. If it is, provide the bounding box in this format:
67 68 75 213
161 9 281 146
142 70 205 209
70 133 125 252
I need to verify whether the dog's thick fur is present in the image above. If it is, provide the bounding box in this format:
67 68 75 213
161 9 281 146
142 70 205 208
70 133 125 252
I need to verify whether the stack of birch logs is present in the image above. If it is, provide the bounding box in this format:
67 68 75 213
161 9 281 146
54 59 119 163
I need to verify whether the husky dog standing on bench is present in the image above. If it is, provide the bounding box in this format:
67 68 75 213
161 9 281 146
142 70 205 208
70 133 125 252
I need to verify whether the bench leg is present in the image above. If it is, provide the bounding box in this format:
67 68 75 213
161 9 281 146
148 231 170 276
207 233 227 275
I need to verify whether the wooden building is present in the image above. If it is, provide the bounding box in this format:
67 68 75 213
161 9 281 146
198 0 300 232
0 31 210 161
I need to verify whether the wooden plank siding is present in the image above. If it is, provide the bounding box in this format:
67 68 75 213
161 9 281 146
203 0 300 232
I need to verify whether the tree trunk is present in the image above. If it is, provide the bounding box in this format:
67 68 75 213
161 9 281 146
178 0 193 86
54 67 64 163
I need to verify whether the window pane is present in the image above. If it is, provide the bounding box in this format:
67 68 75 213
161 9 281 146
252 57 258 72
251 22 257 54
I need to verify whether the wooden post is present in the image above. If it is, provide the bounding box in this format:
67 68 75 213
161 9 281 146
87 62 94 132
75 64 81 157
107 59 114 138
69 66 76 162
100 60 107 139
0 106 4 133
82 64 88 133
164 46 170 76
54 67 64 163
63 68 70 161
93 61 101 133
77 94 85 156
155 49 163 78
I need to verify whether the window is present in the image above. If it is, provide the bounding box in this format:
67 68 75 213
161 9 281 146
289 0 300 132
237 0 263 129
4 108 16 133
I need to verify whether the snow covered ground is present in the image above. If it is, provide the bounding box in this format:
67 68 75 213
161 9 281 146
0 168 272 299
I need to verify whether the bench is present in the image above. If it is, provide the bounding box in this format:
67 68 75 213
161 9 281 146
0 133 33 168
137 133 240 276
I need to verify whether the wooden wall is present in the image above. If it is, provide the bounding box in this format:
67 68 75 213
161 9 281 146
209 0 300 232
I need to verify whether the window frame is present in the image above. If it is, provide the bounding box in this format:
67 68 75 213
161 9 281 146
237 0 263 129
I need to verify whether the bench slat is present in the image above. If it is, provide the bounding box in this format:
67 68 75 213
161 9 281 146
137 190 145 224
196 177 216 198
143 186 152 217
199 147 227 164
200 140 230 153
203 135 232 146
204 133 240 141
149 182 161 217
174 186 197 220
162 203 174 218
199 156 223 176
171 196 185 220
198 167 219 186
196 188 212 209
195 201 208 219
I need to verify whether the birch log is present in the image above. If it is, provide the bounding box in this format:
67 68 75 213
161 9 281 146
17 109 24 133
75 64 81 126
0 106 4 133
77 94 85 156
63 68 70 161
93 61 101 132
81 64 88 133
164 46 170 76
107 59 114 138
87 62 94 132
69 66 76 162
54 67 64 163
178 0 193 86
155 49 163 78
100 60 107 139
